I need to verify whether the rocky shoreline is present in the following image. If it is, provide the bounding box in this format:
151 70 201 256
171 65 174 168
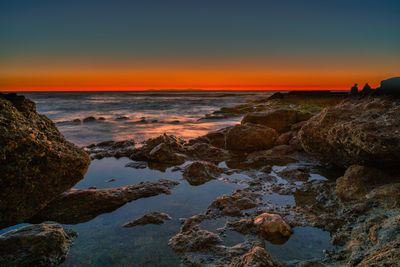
1 83 400 266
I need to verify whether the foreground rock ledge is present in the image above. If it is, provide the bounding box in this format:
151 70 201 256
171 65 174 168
0 93 91 229
0 222 77 267
29 179 179 224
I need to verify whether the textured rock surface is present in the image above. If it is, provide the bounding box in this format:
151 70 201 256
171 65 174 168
299 97 400 168
0 222 77 267
183 161 222 185
225 123 278 152
253 213 292 237
229 246 282 267
29 179 179 224
242 109 313 133
0 93 91 229
123 212 172 227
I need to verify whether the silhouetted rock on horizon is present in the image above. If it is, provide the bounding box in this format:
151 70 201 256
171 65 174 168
0 93 91 229
0 222 77 266
378 77 400 95
28 179 179 224
299 96 400 168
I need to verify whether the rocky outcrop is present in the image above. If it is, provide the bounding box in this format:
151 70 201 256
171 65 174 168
123 212 172 227
378 77 400 95
225 123 278 152
169 229 222 253
206 190 259 217
29 179 179 224
0 222 77 267
242 109 313 133
85 139 135 159
299 97 400 168
0 93 91 229
183 161 222 186
130 134 186 165
229 246 282 267
335 165 388 201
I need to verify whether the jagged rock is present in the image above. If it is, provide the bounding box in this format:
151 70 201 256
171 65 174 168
29 179 179 224
253 213 292 238
85 139 135 159
0 93 91 229
148 143 186 164
0 222 77 267
185 142 231 162
225 123 278 152
299 97 400 168
206 190 259 217
183 161 222 186
202 127 230 148
242 109 313 133
169 229 222 253
123 212 172 227
229 246 282 267
335 165 388 201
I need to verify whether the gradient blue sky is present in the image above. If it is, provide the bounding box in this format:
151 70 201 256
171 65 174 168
1 0 399 90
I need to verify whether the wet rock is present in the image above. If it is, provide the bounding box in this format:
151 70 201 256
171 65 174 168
116 116 129 120
106 178 116 183
225 123 278 152
0 93 91 228
183 161 222 186
83 116 96 123
185 142 231 162
125 161 147 169
85 139 135 159
0 222 77 267
279 166 311 182
229 246 282 267
335 165 388 201
298 97 400 168
202 127 230 148
253 213 292 237
206 190 259 217
123 212 172 227
148 143 186 164
169 229 222 253
242 109 313 133
29 179 179 224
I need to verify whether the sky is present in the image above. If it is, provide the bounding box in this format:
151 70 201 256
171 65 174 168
1 0 399 91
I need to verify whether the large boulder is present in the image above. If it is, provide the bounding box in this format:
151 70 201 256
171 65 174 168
0 93 91 229
225 123 278 152
0 222 77 266
242 109 313 133
335 165 388 201
298 97 400 168
253 213 292 238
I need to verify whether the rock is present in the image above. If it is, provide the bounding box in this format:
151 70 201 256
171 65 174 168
0 222 77 267
299 97 400 168
279 166 311 182
83 116 96 123
85 139 135 159
253 213 292 238
229 246 282 267
242 109 313 133
0 93 91 228
148 143 186 164
206 190 259 217
185 142 231 162
105 178 115 183
116 116 129 120
225 123 278 152
378 77 400 95
202 127 230 148
29 179 179 224
123 212 172 227
335 165 388 201
183 161 222 186
276 131 292 145
125 161 147 169
88 186 97 189
366 183 400 209
168 229 222 253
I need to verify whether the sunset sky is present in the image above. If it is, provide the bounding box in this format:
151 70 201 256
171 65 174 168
1 0 399 91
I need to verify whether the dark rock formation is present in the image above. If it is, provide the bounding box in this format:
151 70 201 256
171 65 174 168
83 116 96 123
29 179 179 224
85 139 135 159
242 109 313 133
229 246 282 267
206 190 259 217
299 97 400 168
225 123 278 152
0 93 91 229
183 161 222 186
378 77 400 95
0 222 77 266
123 212 172 227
